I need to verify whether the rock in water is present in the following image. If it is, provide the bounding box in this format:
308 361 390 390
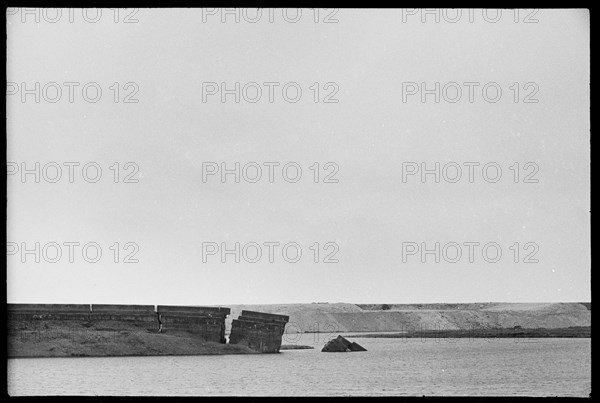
321 336 349 352
321 335 367 352
349 341 367 351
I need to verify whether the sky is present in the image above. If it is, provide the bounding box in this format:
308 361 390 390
6 9 590 305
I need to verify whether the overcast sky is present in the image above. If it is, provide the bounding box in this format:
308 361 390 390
7 9 590 305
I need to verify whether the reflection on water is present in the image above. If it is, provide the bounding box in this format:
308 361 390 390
8 337 590 396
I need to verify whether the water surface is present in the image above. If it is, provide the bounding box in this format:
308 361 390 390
8 336 590 396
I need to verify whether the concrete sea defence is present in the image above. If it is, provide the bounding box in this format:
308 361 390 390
229 310 290 353
8 304 231 342
91 304 157 326
7 304 288 357
8 303 92 321
157 305 231 343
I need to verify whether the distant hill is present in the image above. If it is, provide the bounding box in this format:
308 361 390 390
222 303 591 334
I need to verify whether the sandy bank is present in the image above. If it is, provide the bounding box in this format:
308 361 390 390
224 302 591 334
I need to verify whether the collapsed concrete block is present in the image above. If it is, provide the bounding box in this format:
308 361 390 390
229 311 289 353
321 335 367 352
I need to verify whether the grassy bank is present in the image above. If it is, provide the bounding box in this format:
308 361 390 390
8 319 257 358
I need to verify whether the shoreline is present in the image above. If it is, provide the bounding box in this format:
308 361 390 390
343 326 591 339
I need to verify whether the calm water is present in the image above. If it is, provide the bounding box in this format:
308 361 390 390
8 335 590 396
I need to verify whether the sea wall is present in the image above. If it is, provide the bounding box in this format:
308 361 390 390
157 305 230 343
8 304 283 353
7 304 232 344
7 303 91 321
229 310 289 353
